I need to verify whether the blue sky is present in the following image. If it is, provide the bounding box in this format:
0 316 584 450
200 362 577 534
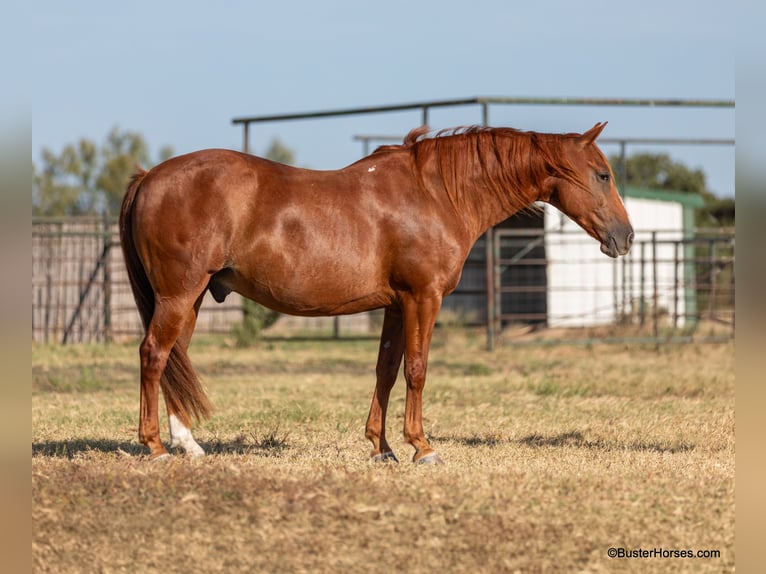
31 1 735 197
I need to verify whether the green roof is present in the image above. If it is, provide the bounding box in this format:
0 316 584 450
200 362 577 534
623 187 705 208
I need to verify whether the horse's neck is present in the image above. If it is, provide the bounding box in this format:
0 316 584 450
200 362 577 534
464 180 533 236
427 146 541 241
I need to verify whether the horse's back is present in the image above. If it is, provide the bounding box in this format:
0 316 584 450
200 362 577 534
140 148 284 208
134 149 297 246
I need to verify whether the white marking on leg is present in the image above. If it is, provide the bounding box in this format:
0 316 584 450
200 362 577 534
169 414 205 456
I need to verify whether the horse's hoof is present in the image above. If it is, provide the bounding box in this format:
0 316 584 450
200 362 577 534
372 451 399 463
185 444 206 457
414 452 444 465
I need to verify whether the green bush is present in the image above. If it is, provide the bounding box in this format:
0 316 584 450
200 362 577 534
232 299 280 346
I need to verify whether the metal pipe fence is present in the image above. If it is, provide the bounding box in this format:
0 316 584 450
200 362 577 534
32 219 733 347
485 228 734 348
32 218 245 344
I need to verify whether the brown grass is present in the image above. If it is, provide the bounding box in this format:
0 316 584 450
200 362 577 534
32 330 734 573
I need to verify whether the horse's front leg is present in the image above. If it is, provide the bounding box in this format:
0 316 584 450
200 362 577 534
401 293 443 464
365 307 405 462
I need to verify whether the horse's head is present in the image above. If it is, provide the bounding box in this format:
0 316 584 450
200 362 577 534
541 122 634 258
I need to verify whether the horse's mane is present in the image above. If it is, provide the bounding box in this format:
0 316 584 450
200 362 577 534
373 125 590 214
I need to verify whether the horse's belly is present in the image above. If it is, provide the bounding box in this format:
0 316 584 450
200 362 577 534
216 265 392 317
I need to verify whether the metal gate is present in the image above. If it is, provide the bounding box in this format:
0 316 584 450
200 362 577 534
486 228 735 348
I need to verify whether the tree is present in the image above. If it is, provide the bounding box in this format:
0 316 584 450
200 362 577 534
264 138 295 165
97 127 173 216
33 140 99 216
33 127 173 217
610 152 734 227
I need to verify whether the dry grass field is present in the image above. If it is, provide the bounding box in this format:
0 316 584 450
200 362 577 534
32 329 734 573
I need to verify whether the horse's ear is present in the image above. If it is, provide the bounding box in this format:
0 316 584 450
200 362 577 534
580 122 607 146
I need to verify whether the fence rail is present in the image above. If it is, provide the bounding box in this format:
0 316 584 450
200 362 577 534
32 219 734 346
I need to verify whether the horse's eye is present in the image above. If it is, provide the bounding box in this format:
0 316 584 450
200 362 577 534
597 172 610 183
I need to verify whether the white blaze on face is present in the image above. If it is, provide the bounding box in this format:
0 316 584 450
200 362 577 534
169 414 205 456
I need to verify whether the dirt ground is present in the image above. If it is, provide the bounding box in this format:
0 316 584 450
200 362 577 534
33 333 734 573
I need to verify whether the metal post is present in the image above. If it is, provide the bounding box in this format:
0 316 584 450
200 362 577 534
612 258 618 324
422 106 429 127
708 239 716 320
44 231 54 343
102 215 112 343
493 231 502 344
730 239 736 333
481 102 489 126
623 250 631 323
618 141 627 197
652 232 659 343
673 240 680 329
243 122 250 154
485 227 495 351
639 241 646 327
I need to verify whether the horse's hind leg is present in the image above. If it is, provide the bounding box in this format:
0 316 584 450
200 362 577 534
365 307 405 462
166 293 206 457
139 290 205 460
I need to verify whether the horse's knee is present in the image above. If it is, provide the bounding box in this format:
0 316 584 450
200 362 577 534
139 334 169 375
139 335 158 364
404 357 427 388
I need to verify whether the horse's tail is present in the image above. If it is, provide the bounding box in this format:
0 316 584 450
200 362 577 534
119 171 153 331
119 170 212 426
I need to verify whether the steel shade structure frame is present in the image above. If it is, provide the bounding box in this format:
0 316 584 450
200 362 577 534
231 96 734 349
232 96 733 156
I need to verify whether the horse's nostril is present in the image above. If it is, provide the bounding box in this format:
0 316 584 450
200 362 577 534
627 231 635 246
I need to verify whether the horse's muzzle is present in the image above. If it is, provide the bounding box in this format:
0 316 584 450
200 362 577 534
601 226 634 258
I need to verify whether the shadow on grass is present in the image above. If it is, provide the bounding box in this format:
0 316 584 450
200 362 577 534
33 440 147 458
34 430 695 459
518 430 695 454
434 430 695 454
32 432 291 459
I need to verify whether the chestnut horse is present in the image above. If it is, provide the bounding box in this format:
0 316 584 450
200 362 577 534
120 122 633 463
